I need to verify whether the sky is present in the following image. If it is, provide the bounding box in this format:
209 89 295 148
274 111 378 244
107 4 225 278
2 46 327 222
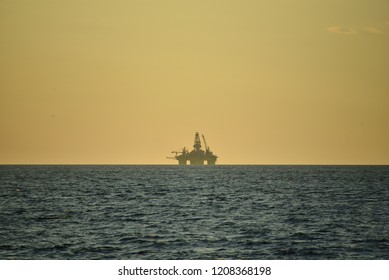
1 0 388 164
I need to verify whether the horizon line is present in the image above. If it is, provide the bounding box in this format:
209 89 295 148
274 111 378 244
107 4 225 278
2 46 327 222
1 163 388 166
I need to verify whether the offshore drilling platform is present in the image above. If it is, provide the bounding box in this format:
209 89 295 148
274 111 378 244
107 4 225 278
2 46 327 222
168 132 218 165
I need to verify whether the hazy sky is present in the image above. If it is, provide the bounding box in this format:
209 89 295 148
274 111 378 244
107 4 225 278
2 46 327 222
1 0 388 164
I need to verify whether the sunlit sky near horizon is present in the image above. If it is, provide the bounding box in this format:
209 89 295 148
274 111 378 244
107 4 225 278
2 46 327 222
1 0 389 164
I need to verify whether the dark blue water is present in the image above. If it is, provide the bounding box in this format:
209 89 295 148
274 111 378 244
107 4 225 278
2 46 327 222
0 165 388 259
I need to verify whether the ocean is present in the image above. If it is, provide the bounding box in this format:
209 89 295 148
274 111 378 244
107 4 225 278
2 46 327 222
0 165 388 259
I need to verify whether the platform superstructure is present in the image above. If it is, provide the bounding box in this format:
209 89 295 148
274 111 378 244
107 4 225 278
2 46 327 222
168 132 218 165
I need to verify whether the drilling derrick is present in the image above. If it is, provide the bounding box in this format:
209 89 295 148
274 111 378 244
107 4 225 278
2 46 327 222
168 132 218 165
193 132 202 152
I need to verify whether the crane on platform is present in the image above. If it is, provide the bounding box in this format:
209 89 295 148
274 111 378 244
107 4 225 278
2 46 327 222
202 134 210 154
166 148 184 160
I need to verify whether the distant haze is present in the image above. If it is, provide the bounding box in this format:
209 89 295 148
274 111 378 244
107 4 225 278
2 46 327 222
1 0 388 164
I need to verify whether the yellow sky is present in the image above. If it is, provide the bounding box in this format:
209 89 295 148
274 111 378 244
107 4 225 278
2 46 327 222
1 0 388 164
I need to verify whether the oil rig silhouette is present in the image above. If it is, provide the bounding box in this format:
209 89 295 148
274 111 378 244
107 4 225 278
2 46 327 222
168 132 218 165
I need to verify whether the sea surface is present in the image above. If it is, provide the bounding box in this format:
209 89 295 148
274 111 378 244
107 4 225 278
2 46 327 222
0 165 388 259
